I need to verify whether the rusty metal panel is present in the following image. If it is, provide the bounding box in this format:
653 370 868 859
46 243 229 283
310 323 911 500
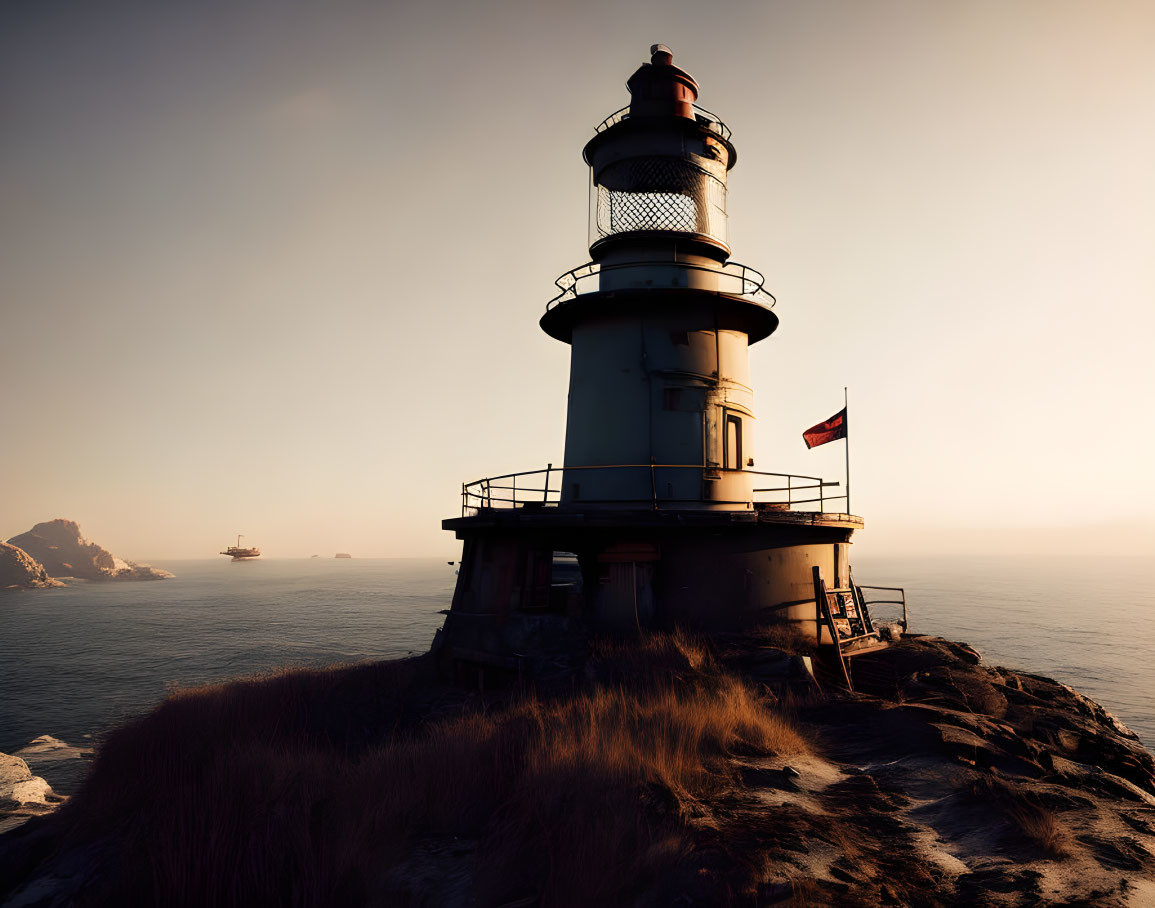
596 542 660 563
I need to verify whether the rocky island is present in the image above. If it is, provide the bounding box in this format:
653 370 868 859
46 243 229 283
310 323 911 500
0 543 64 591
1 632 1153 906
3 519 172 587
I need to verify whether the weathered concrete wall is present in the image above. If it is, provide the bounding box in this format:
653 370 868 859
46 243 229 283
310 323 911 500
562 313 755 509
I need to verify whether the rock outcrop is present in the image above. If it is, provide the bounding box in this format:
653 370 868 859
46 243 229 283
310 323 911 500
11 738 93 800
0 544 64 591
758 635 1155 905
0 755 64 836
6 520 172 582
0 738 92 839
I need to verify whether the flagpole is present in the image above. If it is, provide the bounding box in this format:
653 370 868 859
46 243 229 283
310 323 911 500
844 386 850 515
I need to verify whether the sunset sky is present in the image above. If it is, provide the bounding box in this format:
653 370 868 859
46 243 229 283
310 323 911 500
2 0 1152 561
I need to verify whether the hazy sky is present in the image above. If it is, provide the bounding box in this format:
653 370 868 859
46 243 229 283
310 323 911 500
2 0 1152 561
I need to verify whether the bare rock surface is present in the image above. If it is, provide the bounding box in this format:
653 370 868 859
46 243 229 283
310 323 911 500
771 635 1155 905
0 754 64 836
0 544 63 591
6 519 172 582
12 738 94 799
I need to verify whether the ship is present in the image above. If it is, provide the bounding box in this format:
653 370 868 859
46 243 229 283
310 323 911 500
220 535 260 560
334 553 352 559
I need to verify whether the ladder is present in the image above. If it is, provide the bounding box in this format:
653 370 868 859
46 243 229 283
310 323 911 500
811 565 889 691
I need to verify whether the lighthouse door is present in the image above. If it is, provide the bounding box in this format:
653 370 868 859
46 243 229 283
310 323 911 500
724 413 742 471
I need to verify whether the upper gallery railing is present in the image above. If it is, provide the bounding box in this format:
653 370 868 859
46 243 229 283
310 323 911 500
594 104 732 141
547 260 776 309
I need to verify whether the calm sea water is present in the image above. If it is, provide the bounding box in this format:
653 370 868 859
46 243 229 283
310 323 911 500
0 558 453 785
1 555 1151 793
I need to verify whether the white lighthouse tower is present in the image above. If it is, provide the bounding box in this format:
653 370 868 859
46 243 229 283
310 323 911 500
440 47 865 675
544 45 776 511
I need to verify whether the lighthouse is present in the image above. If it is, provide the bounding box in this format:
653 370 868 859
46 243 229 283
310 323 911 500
440 47 865 674
545 45 776 512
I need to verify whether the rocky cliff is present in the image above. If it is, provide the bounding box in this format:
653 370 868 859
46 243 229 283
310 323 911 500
1 635 1153 906
6 520 172 582
0 543 64 590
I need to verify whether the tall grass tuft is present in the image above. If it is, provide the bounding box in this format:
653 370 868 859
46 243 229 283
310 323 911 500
52 633 809 907
966 775 1072 859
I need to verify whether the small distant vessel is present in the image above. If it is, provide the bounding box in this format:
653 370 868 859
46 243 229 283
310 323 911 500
335 553 352 559
221 535 261 561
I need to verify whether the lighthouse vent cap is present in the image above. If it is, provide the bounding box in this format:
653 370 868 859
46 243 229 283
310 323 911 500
627 45 699 118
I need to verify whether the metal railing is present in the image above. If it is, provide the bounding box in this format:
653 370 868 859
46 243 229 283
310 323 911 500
853 584 909 631
547 260 775 309
594 104 732 141
459 463 844 517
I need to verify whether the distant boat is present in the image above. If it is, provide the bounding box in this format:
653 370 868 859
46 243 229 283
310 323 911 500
221 535 261 561
334 553 352 559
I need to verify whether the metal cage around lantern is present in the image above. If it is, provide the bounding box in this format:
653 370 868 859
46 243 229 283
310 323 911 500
589 156 728 249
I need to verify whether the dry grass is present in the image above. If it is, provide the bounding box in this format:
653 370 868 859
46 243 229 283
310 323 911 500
587 626 717 689
966 775 1072 859
527 679 807 794
781 876 824 906
750 621 818 656
1010 803 1072 859
50 632 809 907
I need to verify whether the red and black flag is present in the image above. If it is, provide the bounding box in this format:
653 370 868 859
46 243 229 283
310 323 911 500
802 408 847 449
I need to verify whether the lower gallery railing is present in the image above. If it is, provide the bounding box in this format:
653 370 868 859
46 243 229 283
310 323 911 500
853 584 909 631
459 464 845 516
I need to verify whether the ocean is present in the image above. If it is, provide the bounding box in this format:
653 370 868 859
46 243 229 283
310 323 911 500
1 554 1151 794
